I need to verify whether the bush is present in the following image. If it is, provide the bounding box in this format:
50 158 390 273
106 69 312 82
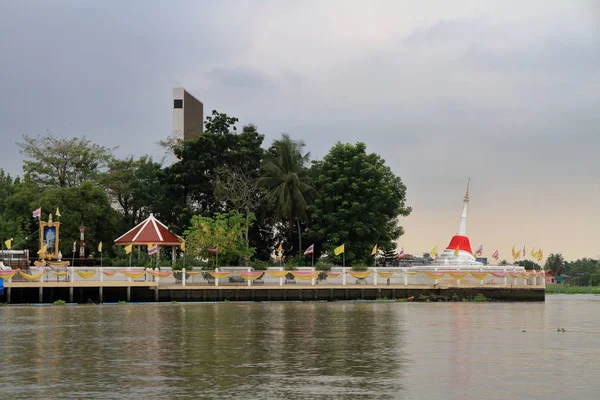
53 299 66 306
251 260 270 270
473 293 488 302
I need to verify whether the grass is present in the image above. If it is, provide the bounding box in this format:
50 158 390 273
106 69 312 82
0 302 7 307
118 300 129 305
53 299 66 306
545 284 600 294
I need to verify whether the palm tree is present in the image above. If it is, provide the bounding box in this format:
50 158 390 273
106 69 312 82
261 134 316 256
545 253 565 276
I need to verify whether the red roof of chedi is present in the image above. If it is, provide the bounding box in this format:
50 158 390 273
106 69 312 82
114 214 181 245
446 235 473 254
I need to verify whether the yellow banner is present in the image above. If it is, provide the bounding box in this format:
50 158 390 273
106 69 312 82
508 272 521 278
405 271 420 275
447 272 469 279
48 261 69 267
348 271 372 279
147 271 173 278
51 271 70 277
19 270 45 281
377 272 394 278
266 271 288 278
186 271 201 276
33 261 46 267
120 270 147 279
76 270 96 279
424 272 446 279
208 272 233 279
470 272 489 280
291 271 320 280
326 272 341 278
102 271 117 276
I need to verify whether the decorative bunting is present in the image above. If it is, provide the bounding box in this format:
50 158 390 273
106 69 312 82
120 270 147 279
76 270 96 279
348 271 372 279
239 271 265 280
470 272 489 280
18 271 45 281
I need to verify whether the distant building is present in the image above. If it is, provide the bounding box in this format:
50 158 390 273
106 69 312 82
172 88 204 141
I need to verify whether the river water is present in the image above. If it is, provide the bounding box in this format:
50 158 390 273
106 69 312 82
1 295 598 399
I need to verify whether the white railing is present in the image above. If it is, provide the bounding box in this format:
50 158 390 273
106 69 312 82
2 266 545 287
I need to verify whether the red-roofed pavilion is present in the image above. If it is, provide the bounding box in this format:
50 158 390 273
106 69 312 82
114 214 181 246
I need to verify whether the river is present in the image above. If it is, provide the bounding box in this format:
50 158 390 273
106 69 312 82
1 295 598 399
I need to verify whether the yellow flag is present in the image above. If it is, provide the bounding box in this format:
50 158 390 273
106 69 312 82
371 244 378 256
4 238 13 250
454 246 459 256
530 247 536 257
37 244 47 255
98 242 103 252
124 244 133 254
180 241 186 252
277 242 283 255
55 207 61 217
334 244 345 256
147 243 154 250
430 245 438 257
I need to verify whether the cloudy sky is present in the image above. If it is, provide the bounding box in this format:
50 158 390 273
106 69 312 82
1 0 598 261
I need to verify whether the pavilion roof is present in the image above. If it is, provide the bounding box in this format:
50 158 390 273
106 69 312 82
114 214 181 246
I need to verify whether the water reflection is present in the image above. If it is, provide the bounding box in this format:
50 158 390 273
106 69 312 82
2 297 600 399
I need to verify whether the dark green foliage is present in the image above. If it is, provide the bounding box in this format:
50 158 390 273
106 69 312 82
308 142 411 265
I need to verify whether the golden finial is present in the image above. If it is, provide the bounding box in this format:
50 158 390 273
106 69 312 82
48 214 54 227
463 178 470 203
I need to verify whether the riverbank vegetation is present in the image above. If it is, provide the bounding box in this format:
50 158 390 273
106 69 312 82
545 285 600 294
0 111 411 266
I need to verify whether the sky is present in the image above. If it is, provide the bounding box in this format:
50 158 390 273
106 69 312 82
0 0 598 262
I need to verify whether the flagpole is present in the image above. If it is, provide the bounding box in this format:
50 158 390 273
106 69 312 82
129 244 133 268
312 250 314 268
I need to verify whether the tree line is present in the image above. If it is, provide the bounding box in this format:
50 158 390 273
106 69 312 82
0 111 411 267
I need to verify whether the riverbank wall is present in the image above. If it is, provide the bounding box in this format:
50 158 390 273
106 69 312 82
0 284 545 304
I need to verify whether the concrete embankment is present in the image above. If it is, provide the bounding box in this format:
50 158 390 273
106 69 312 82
1 284 545 304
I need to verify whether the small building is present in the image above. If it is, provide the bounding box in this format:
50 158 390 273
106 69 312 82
545 270 556 284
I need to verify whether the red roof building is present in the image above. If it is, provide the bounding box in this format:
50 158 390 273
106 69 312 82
114 214 181 246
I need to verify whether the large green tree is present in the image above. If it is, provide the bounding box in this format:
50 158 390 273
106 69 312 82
545 253 566 276
261 134 315 256
37 182 119 257
308 142 411 265
17 134 114 187
163 113 264 230
101 156 164 228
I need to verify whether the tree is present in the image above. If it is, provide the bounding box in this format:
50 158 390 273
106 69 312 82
101 156 164 227
17 134 114 187
37 181 119 257
500 260 508 266
309 142 411 265
545 253 566 276
261 134 315 256
164 115 264 223
517 260 542 270
214 166 263 264
564 258 600 286
184 211 254 266
380 249 399 267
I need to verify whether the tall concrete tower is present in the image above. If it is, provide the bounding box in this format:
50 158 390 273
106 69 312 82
172 88 204 141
